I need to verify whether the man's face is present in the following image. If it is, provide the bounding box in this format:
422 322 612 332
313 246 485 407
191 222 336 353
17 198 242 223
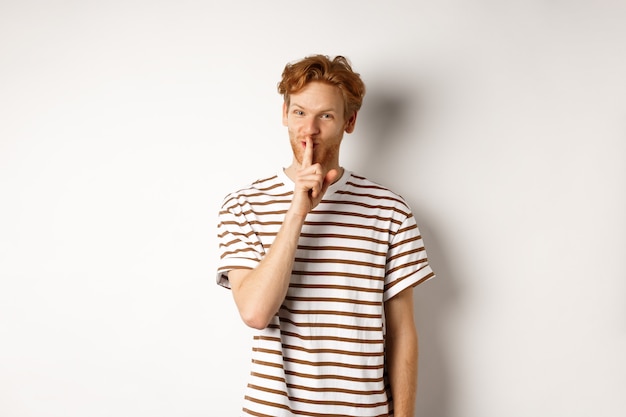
282 81 356 169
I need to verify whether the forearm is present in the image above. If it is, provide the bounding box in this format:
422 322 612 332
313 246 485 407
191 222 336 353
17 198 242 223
384 289 419 416
229 209 306 329
387 327 418 416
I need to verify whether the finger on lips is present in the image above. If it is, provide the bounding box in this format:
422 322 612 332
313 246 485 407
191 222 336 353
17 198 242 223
302 138 313 168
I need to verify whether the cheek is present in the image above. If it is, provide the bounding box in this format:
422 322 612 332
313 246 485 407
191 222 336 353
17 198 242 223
287 123 299 138
286 119 301 133
329 125 345 140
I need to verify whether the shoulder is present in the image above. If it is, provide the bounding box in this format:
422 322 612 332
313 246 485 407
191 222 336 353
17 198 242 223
343 172 412 212
220 172 290 210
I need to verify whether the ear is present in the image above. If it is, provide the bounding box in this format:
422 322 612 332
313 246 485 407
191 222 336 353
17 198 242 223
344 111 358 134
282 101 289 126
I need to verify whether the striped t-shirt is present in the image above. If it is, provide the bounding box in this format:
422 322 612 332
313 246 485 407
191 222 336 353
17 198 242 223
216 169 434 417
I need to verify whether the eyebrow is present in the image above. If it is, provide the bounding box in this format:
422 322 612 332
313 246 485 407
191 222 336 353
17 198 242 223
289 103 338 113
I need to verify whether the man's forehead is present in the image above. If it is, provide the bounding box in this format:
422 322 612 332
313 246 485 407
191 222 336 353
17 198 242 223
287 83 344 111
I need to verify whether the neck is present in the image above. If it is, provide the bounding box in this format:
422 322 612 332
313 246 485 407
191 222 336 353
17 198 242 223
284 163 344 184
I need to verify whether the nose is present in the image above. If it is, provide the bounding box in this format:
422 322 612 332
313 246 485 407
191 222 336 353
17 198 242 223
303 116 320 136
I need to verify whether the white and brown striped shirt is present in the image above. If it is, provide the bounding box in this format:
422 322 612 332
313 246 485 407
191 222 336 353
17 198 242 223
216 169 434 417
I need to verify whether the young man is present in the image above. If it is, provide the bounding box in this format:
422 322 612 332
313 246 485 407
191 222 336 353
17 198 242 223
216 55 435 417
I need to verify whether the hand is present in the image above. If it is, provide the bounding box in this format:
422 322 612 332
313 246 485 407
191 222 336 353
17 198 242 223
291 138 338 217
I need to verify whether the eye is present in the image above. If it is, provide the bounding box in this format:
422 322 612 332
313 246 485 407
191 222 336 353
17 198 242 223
293 110 304 116
321 113 333 119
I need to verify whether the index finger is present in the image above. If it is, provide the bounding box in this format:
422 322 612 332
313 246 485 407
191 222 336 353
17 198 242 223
302 137 313 168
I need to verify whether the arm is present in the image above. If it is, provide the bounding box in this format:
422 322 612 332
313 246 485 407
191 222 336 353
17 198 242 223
228 209 305 329
229 138 339 329
384 287 418 417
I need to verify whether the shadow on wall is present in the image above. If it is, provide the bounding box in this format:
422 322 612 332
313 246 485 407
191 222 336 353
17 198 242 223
357 85 458 417
352 89 414 183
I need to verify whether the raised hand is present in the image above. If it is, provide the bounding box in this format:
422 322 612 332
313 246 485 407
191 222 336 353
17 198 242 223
291 138 338 217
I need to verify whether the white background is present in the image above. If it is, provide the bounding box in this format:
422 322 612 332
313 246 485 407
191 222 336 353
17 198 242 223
1 1 625 416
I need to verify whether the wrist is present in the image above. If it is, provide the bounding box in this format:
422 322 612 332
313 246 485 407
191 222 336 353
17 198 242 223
284 207 308 223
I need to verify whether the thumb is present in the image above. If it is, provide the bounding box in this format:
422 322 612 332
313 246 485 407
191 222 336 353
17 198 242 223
321 169 340 195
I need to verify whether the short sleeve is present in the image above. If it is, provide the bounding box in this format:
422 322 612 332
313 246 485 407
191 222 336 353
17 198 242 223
215 195 265 289
383 213 435 301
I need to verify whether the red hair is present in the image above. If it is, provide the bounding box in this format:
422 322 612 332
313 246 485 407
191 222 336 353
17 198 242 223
277 55 366 119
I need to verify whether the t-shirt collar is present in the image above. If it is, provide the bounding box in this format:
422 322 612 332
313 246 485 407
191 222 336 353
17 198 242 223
277 167 350 197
